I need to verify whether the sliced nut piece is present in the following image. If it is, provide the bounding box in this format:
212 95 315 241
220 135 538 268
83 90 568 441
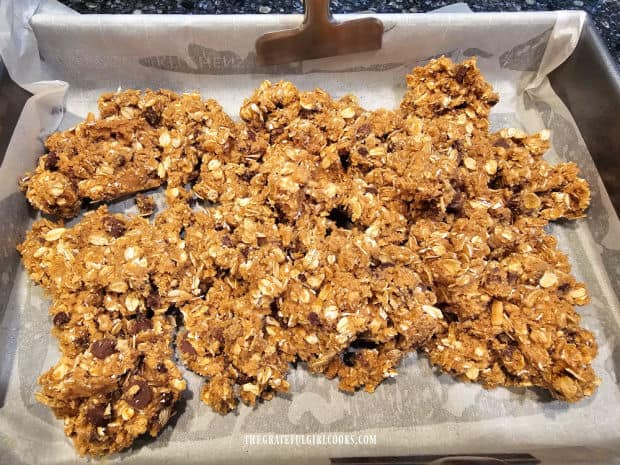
159 131 171 148
340 107 355 119
484 159 498 175
124 246 137 261
49 187 64 197
463 157 477 170
242 383 260 396
120 405 135 421
207 159 221 171
491 300 504 326
539 270 558 288
422 304 443 319
569 287 589 304
465 367 479 380
369 146 386 157
43 228 66 242
125 296 140 313
523 192 541 210
299 98 315 110
109 281 128 293
88 234 109 246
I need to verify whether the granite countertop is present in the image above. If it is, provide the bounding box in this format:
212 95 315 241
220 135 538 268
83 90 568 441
59 0 619 66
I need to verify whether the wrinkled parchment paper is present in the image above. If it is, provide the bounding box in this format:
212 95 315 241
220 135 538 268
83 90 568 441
1 2 620 464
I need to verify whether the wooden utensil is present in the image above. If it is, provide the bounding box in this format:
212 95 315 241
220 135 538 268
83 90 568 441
255 0 384 66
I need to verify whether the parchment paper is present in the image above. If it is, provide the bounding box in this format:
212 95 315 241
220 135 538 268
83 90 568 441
1 2 620 464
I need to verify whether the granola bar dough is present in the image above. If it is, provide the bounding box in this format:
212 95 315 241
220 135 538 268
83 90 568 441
32 272 187 456
399 56 499 136
37 345 186 456
19 89 235 218
177 206 442 412
180 81 451 411
17 202 197 308
17 57 599 456
398 58 596 400
18 204 193 456
412 213 599 401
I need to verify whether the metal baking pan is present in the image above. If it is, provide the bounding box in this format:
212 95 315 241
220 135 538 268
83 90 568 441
1 8 620 465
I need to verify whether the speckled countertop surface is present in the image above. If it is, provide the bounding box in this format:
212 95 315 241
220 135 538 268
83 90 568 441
59 0 619 66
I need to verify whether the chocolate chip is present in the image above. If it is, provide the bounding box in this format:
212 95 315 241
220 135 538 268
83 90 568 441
365 186 378 194
221 235 233 247
341 350 356 367
85 290 105 308
446 191 465 215
257 237 268 246
44 152 59 171
298 273 307 283
455 65 468 83
485 271 502 285
507 197 522 214
273 204 287 224
236 373 253 385
146 292 161 310
269 127 284 144
103 216 126 238
86 404 109 427
497 332 512 344
507 272 519 285
212 326 225 343
350 339 377 349
501 347 515 359
432 102 450 115
127 380 152 409
493 138 511 149
74 334 90 350
558 282 570 293
160 392 174 406
156 363 168 373
308 311 320 326
488 175 503 190
90 339 117 359
89 430 104 442
356 123 371 139
328 206 353 229
53 312 70 327
198 280 211 295
487 94 499 106
131 314 152 334
338 148 350 170
452 139 464 163
117 154 127 167
179 338 197 356
247 130 256 142
143 107 161 127
240 171 256 182
565 330 577 344
358 146 368 156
